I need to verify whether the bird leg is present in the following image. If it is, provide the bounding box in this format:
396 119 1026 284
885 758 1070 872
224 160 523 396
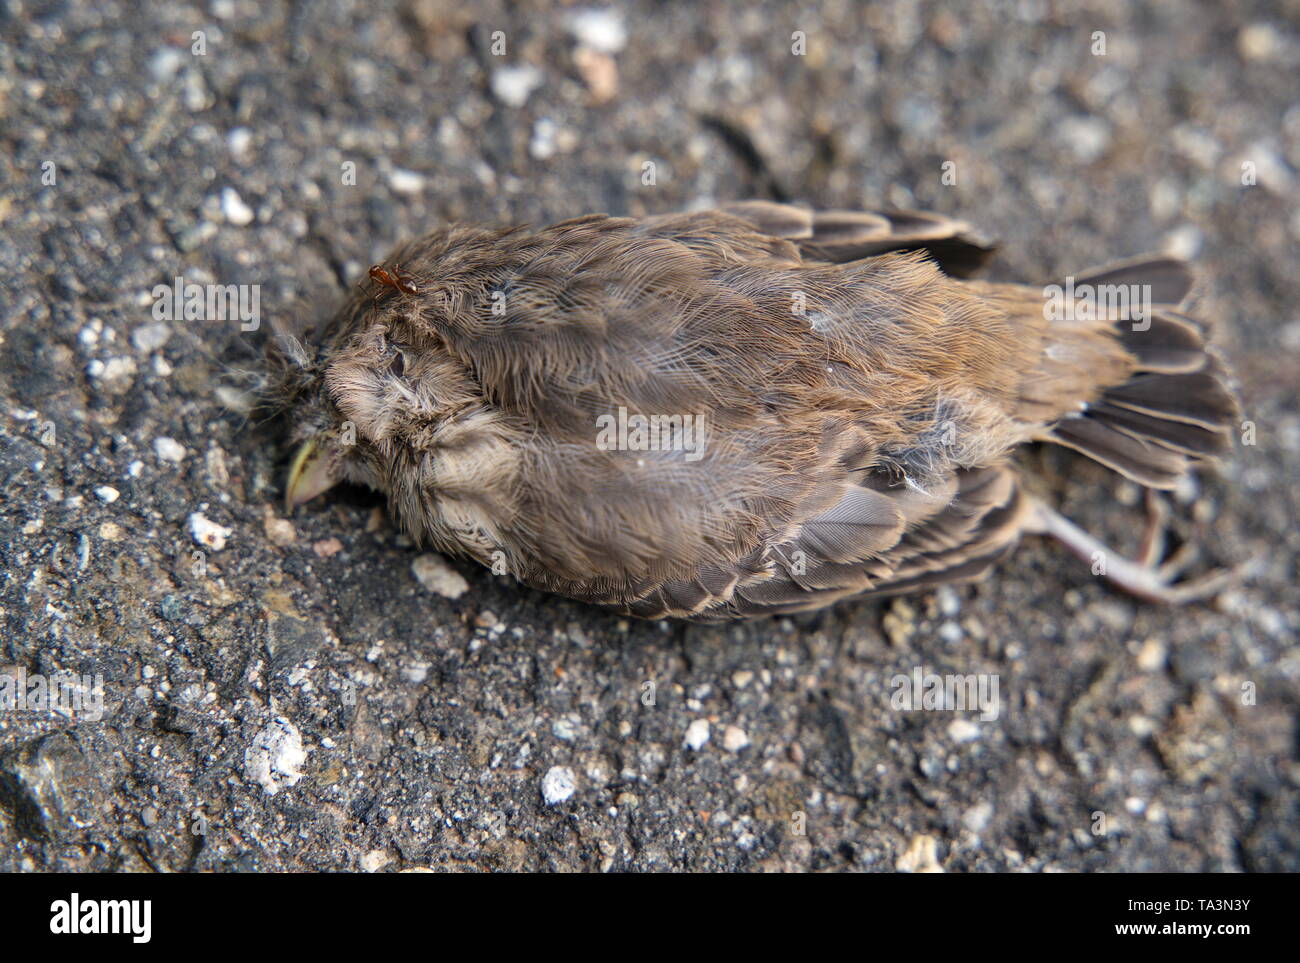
1023 494 1237 604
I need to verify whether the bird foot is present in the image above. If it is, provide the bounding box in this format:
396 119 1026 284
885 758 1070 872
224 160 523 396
1024 494 1239 604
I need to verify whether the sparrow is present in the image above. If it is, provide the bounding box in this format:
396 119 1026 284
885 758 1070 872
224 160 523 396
271 201 1238 621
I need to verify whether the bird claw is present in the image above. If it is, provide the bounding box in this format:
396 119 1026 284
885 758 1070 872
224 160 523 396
1026 495 1240 605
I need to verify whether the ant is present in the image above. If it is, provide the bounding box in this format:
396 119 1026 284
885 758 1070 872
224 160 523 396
368 263 419 296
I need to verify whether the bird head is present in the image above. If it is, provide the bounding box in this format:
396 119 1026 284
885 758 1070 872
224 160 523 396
271 257 522 559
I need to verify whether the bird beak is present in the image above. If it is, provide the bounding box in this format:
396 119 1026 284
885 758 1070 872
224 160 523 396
285 438 339 510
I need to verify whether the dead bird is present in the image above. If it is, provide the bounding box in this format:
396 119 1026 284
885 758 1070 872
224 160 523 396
270 201 1238 620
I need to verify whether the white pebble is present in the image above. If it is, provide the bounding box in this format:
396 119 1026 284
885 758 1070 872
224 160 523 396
153 437 186 463
1058 116 1111 164
1136 638 1168 672
947 719 982 743
388 168 426 196
227 126 253 162
244 717 307 796
188 512 232 551
962 801 994 834
94 485 120 503
1162 224 1203 260
552 715 580 742
411 554 470 598
132 322 172 353
1238 23 1282 61
361 849 390 873
148 47 185 83
491 65 543 108
541 765 576 805
221 186 254 226
935 585 961 617
683 718 711 751
88 356 137 383
568 8 627 54
721 725 750 753
529 118 558 160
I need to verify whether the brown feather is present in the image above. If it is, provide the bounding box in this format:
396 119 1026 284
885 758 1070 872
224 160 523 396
277 204 1238 620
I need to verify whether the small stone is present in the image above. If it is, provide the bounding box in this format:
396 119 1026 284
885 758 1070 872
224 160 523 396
529 118 559 160
159 595 184 621
474 609 500 629
947 719 982 743
89 356 138 386
263 513 296 547
1163 224 1203 260
132 322 172 353
962 801 993 834
1129 714 1157 738
94 485 120 503
411 554 469 598
153 437 186 463
721 725 750 753
148 47 184 83
1136 637 1167 672
388 168 425 196
541 765 576 805
188 512 232 551
490 65 543 108
312 537 343 558
140 805 159 827
227 126 253 162
361 849 390 872
732 670 754 689
401 663 429 684
935 585 961 617
573 48 618 104
568 8 627 54
897 833 944 873
243 717 307 796
1238 23 1282 61
1172 472 1199 505
683 718 711 751
1058 116 1111 163
552 715 580 742
883 598 916 647
98 521 123 541
221 186 254 226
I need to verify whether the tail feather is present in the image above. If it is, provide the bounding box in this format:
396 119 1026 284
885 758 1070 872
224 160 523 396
1051 416 1190 489
1087 401 1231 458
1045 256 1238 490
1075 255 1194 306
1114 311 1209 374
1103 370 1238 431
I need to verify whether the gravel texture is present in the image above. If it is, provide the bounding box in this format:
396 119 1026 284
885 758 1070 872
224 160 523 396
0 0 1296 872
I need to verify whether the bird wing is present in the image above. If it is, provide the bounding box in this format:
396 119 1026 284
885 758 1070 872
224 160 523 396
619 465 1030 620
718 200 997 277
